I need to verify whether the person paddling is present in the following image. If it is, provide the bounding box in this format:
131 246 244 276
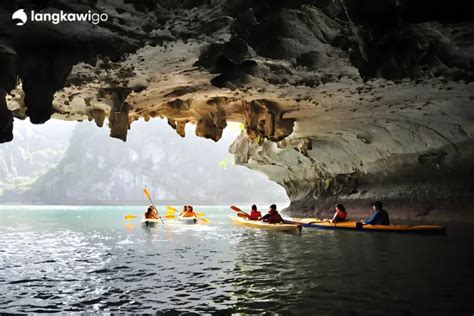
362 201 390 225
145 205 160 220
261 204 284 224
331 204 347 223
179 205 188 216
247 204 262 220
181 205 197 218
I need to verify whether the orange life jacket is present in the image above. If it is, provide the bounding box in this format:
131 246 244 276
182 210 196 217
145 211 159 219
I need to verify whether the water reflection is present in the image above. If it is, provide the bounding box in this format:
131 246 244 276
0 206 473 314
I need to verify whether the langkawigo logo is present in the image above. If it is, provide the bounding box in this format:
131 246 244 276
12 8 108 26
12 9 27 26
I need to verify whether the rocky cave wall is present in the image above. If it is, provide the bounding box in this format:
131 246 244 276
1 0 474 221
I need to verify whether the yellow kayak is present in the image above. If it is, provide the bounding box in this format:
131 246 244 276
230 216 302 232
288 218 445 234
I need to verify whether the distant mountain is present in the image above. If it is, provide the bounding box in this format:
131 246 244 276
0 120 73 200
0 119 288 204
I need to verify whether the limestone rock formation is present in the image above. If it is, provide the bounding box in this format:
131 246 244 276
1 0 473 221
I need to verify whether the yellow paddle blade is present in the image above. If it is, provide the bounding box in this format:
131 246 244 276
165 211 175 215
144 188 151 200
166 206 177 212
164 214 176 219
196 212 205 217
124 215 137 220
199 218 209 223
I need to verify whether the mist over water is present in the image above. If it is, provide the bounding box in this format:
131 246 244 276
0 206 473 314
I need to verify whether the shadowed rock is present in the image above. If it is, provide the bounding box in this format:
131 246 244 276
0 91 13 143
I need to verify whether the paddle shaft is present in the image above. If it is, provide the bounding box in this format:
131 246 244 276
146 195 165 224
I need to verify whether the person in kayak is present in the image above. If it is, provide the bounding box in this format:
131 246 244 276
179 205 188 216
261 204 285 224
362 201 390 225
181 205 197 218
145 206 160 219
331 204 347 223
247 204 262 220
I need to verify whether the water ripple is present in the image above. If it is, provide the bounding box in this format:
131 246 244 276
0 208 473 314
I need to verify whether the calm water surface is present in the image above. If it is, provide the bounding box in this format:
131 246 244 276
0 205 473 314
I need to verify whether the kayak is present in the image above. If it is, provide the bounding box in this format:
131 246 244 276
230 216 302 232
178 215 197 224
141 219 161 227
287 218 446 234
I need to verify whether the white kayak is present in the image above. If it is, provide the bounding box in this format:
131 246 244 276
141 219 161 227
178 215 197 224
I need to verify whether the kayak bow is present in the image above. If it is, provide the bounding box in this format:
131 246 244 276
231 216 302 232
178 215 198 224
141 219 161 227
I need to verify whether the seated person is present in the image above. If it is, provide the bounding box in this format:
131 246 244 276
261 204 284 224
362 201 390 225
179 205 188 216
331 204 347 223
145 206 159 219
247 204 262 220
181 205 197 218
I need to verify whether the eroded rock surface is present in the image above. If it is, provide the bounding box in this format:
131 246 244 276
1 0 474 221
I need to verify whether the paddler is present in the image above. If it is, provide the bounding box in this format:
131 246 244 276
145 205 160 219
179 205 188 216
247 204 262 220
261 204 284 224
331 204 347 223
362 201 390 225
181 205 197 218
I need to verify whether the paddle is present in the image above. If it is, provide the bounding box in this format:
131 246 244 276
124 215 138 220
198 218 209 224
166 206 177 213
191 211 210 224
144 188 165 224
230 206 249 218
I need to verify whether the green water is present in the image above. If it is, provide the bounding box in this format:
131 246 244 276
0 205 472 314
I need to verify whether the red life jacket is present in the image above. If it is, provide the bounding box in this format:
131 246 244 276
265 210 284 223
336 209 347 219
248 210 262 220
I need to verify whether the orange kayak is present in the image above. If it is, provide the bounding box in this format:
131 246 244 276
287 218 445 234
